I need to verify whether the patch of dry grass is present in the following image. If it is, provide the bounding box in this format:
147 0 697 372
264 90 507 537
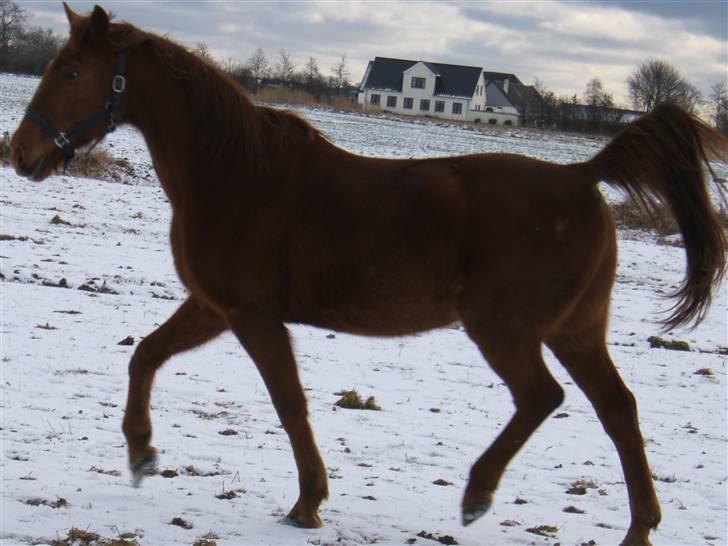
67 149 135 181
0 135 134 182
334 389 381 410
0 137 11 164
610 197 728 235
255 87 361 112
647 336 691 351
610 199 677 234
49 527 140 546
23 496 68 508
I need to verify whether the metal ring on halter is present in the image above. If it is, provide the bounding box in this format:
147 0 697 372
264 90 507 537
53 132 70 149
112 75 126 94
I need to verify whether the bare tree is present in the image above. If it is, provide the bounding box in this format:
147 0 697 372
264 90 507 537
222 56 252 88
191 42 215 66
581 78 619 133
0 0 26 69
330 54 350 93
627 58 701 112
247 47 269 82
708 81 728 135
532 77 558 127
584 78 614 108
275 49 296 84
303 56 322 84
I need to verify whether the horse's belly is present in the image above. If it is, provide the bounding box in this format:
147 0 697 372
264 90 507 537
289 279 461 336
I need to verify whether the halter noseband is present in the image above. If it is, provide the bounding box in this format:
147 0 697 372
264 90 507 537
25 50 128 170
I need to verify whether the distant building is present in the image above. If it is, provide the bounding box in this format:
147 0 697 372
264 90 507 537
484 72 547 127
358 57 520 126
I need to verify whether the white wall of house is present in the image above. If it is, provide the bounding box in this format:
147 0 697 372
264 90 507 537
360 62 519 125
363 89 470 122
469 110 520 126
402 63 438 98
468 72 487 116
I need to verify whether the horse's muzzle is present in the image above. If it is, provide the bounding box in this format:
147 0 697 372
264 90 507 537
11 142 48 182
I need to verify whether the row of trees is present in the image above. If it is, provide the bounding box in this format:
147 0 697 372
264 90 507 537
200 45 354 99
532 59 727 135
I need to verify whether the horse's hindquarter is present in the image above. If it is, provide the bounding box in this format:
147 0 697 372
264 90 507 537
456 154 614 335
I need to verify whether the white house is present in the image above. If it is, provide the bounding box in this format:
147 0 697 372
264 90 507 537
358 57 520 126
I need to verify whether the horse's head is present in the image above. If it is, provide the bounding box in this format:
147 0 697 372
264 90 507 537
11 3 121 181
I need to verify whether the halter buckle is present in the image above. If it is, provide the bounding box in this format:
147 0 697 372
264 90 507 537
112 75 126 93
53 132 70 149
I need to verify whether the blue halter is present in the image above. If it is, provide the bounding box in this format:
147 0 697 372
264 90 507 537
25 50 128 171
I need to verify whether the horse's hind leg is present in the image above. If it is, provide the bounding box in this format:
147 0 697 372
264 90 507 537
122 297 227 485
459 322 564 525
547 321 661 546
227 310 328 528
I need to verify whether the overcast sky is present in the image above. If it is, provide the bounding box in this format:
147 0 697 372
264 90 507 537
17 0 728 107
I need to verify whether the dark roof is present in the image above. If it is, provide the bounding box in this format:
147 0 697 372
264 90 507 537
484 71 522 85
504 83 544 111
362 57 483 98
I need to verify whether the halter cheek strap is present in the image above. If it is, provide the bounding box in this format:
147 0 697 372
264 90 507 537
25 49 128 171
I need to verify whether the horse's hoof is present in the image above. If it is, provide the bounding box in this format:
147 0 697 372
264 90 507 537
461 491 493 526
282 511 323 529
131 454 158 487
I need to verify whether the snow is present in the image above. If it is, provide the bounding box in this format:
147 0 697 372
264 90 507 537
1 73 726 546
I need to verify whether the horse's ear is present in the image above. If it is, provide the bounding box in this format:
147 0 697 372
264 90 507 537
88 5 110 45
63 2 83 29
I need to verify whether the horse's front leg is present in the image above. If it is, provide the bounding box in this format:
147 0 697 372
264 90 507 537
228 309 328 528
122 297 227 485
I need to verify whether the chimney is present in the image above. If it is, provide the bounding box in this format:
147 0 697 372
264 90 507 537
503 78 509 94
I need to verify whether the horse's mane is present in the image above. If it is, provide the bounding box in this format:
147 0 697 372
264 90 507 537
106 21 321 174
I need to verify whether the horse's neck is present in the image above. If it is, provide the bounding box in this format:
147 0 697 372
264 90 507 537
122 52 208 206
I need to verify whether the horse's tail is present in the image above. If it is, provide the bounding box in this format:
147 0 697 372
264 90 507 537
584 102 728 330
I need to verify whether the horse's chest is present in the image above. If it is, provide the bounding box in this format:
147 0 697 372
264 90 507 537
168 214 281 310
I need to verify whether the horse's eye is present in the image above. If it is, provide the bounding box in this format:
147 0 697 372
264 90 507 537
62 67 79 80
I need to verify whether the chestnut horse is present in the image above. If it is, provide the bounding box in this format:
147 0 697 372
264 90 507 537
10 5 727 545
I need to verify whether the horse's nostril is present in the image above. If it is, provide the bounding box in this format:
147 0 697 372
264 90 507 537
11 144 33 177
12 144 24 167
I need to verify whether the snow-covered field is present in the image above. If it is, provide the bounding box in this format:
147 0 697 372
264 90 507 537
1 73 726 546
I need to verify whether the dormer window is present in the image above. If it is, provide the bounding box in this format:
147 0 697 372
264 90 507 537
411 77 426 89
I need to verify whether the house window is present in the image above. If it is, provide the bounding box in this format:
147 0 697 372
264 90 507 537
435 101 445 113
420 99 430 111
370 94 380 106
403 97 414 109
387 95 397 108
411 77 426 89
488 118 497 125
452 102 463 115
